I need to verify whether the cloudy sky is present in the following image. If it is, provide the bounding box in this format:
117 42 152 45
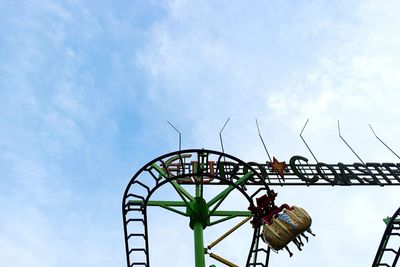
1 0 399 266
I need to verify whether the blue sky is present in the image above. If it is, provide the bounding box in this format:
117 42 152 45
1 1 399 266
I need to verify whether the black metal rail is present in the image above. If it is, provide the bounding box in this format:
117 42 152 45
123 149 273 267
372 207 400 267
246 227 270 266
123 149 400 267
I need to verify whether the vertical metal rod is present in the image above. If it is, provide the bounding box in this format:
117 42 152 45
252 227 260 265
337 121 365 164
220 118 230 153
369 124 400 160
194 222 206 267
167 120 182 151
300 118 318 162
256 119 272 161
265 246 271 266
256 119 283 183
196 182 201 198
144 209 150 266
299 119 321 183
219 118 230 162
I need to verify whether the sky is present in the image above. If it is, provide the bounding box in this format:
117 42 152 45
0 0 399 266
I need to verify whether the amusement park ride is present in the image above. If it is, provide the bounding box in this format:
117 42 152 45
122 120 400 267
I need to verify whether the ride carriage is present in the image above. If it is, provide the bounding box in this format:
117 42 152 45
249 191 315 256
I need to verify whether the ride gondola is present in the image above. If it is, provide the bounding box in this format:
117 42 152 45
249 190 315 256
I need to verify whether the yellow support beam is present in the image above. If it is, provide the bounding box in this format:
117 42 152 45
209 252 239 267
207 216 251 250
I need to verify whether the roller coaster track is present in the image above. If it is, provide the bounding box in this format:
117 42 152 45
372 207 400 267
123 149 399 267
123 149 272 267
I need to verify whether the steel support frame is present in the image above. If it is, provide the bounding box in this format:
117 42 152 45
129 173 253 267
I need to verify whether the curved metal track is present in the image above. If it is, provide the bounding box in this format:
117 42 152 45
122 149 273 267
372 207 400 267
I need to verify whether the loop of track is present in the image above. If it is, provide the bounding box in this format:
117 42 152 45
122 149 273 267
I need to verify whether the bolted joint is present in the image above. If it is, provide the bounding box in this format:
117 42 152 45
188 197 209 229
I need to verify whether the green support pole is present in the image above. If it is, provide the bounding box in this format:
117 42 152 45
130 169 253 267
194 222 206 267
194 182 206 267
